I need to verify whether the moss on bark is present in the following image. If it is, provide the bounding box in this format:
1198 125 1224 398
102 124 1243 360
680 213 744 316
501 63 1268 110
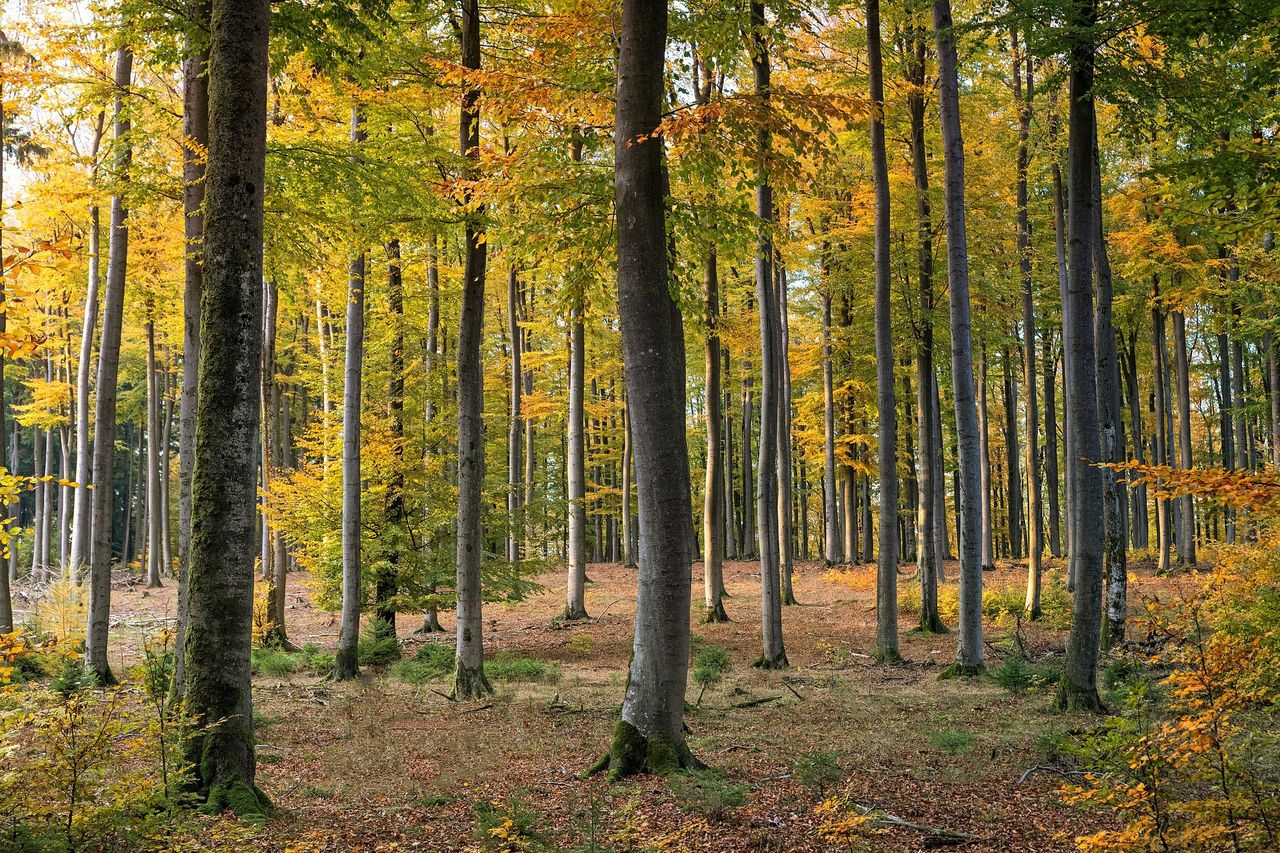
753 651 789 670
873 645 902 664
333 646 359 681
701 602 729 624
916 612 949 634
1055 680 1107 714
453 662 493 700
562 604 589 621
586 719 701 781
939 662 984 679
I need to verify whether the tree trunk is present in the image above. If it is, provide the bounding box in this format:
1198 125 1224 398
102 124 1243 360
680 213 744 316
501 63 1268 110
566 297 589 619
1172 310 1197 565
1151 292 1172 574
419 236 445 634
1091 134 1126 648
1002 346 1023 559
182 0 271 812
597 0 698 777
1044 330 1063 557
740 368 755 559
454 0 493 699
146 318 163 588
776 259 797 606
84 46 134 684
703 244 727 621
1013 34 1043 614
933 0 983 674
977 341 994 570
1058 4 1106 712
751 0 787 669
868 0 899 661
821 285 842 564
174 8 208 696
335 107 366 682
373 240 405 641
507 266 523 566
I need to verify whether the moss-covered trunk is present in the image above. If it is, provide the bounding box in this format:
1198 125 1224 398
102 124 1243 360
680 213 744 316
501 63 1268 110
182 0 272 813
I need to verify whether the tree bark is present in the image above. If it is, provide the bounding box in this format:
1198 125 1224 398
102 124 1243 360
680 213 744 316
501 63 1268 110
376 240 405 640
933 0 983 675
750 0 787 669
820 272 842 564
85 45 133 684
1172 310 1196 565
868 0 899 662
454 0 493 699
1044 329 1063 557
182 0 270 812
1151 290 1172 574
703 244 727 621
1058 1 1106 712
335 107 366 682
776 258 797 606
507 265 522 565
597 0 698 777
566 297 589 619
977 341 994 570
146 317 163 588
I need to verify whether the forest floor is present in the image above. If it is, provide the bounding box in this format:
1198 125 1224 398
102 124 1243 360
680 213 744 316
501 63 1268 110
84 555 1147 852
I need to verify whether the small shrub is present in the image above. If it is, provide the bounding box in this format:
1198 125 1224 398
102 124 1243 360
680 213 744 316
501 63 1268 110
487 653 559 684
792 749 845 793
992 657 1059 693
358 633 402 667
667 769 749 820
250 647 297 677
691 643 731 704
298 643 336 673
394 642 456 684
928 729 974 756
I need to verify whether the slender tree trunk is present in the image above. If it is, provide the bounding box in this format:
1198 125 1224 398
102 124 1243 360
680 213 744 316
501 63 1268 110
182 0 271 811
418 236 445 634
1058 2 1106 712
146 318 163 588
1152 293 1172 574
776 259 797 605
84 46 134 684
703 245 727 621
741 368 755 559
868 0 899 661
1044 329 1063 557
596 0 698 776
566 297 589 619
454 0 493 698
506 266 523 565
1172 310 1197 564
1013 35 1043 613
821 287 842 565
751 0 786 669
977 341 994 570
933 0 983 674
1002 346 1023 559
334 106 366 681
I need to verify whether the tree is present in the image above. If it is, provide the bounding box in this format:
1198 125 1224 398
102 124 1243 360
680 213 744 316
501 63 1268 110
181 0 272 813
750 0 786 671
933 0 983 676
335 106 366 682
868 0 898 663
453 0 493 700
84 44 133 685
593 0 698 778
1058 0 1106 713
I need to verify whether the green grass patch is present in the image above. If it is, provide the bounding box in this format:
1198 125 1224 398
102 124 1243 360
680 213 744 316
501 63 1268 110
251 647 298 677
487 652 559 684
928 729 975 756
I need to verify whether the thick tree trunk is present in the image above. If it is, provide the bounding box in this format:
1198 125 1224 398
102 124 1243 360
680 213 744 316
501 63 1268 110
84 46 134 684
597 0 698 777
1091 136 1126 648
182 0 270 813
454 0 493 699
1172 310 1197 565
335 107 366 682
566 299 589 619
174 9 208 696
1058 5 1106 712
751 0 787 669
868 0 899 662
933 0 983 675
703 245 727 621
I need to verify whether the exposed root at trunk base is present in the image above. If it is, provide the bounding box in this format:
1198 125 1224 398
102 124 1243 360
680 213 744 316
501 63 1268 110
873 645 902 664
1055 680 1107 714
782 590 799 606
915 613 949 635
332 648 360 681
259 627 298 653
415 609 446 634
584 719 704 781
562 604 590 621
453 663 494 700
753 651 790 670
203 780 272 824
702 602 729 624
938 662 985 680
